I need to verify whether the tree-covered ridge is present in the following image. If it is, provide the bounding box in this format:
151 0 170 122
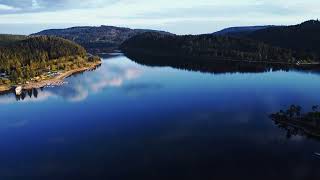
33 26 172 53
247 20 320 60
247 20 320 59
213 20 320 61
121 32 301 63
0 36 95 85
0 36 86 64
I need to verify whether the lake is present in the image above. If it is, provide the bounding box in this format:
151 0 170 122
0 53 320 179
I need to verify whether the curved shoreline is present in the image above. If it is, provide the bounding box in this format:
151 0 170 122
0 61 102 94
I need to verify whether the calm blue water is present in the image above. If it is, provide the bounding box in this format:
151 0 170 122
0 54 320 179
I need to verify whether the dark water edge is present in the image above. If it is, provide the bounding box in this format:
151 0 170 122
124 52 320 74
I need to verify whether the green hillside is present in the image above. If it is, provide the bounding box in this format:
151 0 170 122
0 36 95 84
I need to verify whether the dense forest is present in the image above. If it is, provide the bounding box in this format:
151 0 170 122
1 20 317 86
214 20 320 61
121 32 305 64
33 26 171 53
0 35 98 85
247 20 320 60
33 20 320 63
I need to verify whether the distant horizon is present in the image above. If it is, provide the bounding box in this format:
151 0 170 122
0 0 319 35
0 18 315 36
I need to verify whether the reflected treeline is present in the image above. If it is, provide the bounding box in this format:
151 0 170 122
15 88 39 101
88 63 101 71
2 64 102 101
0 87 40 102
270 105 320 140
125 53 320 74
98 52 123 59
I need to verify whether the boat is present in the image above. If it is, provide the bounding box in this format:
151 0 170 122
15 86 22 95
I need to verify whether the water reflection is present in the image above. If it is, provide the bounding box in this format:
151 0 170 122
125 52 320 74
270 105 320 141
15 88 39 101
1 54 320 179
0 57 142 104
98 52 123 59
3 53 320 104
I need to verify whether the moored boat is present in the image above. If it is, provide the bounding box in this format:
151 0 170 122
15 86 22 95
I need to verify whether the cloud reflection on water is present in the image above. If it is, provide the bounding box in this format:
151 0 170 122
0 58 143 104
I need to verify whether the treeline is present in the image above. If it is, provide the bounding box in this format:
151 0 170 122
121 32 301 64
247 20 320 61
0 36 90 84
124 53 295 75
213 20 320 61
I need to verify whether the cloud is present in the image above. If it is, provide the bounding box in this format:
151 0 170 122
31 0 40 9
0 0 118 13
90 67 142 92
0 4 16 10
0 3 20 12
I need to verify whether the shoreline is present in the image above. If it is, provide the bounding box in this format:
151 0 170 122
123 50 320 66
0 61 102 94
0 85 10 93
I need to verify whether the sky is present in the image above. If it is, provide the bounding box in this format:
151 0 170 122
0 0 318 35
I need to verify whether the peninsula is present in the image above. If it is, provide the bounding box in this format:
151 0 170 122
0 35 101 94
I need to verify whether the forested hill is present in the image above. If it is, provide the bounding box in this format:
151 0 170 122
213 20 320 60
0 36 89 83
121 32 302 64
247 20 320 58
0 36 86 65
33 26 172 53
